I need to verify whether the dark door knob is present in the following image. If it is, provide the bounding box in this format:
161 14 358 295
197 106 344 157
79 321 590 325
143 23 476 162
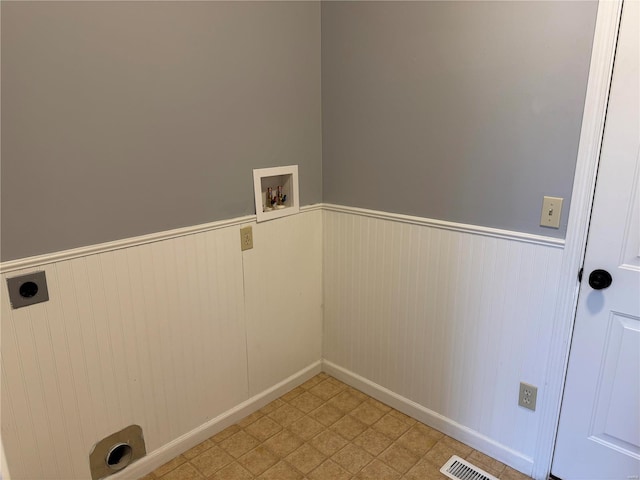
588 269 613 290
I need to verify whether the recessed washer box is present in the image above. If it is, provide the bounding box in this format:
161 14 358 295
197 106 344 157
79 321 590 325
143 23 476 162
7 271 49 309
253 165 300 222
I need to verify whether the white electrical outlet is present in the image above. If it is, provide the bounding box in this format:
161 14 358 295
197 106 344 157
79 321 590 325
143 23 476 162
519 382 538 411
540 196 563 228
240 226 253 251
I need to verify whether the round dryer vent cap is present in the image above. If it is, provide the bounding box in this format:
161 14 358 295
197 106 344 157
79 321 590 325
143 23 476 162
89 424 146 480
105 443 133 471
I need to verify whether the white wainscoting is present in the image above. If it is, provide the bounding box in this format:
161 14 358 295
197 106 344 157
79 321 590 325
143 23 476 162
243 210 323 396
2 204 564 479
322 206 564 475
0 208 322 480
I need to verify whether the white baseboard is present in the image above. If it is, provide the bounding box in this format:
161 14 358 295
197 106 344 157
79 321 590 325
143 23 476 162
112 361 322 480
112 358 533 479
322 360 534 477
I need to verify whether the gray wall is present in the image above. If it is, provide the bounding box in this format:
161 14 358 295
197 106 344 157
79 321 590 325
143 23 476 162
1 1 599 261
322 1 598 237
1 1 322 261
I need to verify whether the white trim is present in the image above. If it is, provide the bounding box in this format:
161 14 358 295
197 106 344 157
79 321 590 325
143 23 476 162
0 204 323 274
0 438 9 480
0 215 255 274
0 203 557 273
323 204 564 248
109 361 322 480
300 204 323 213
322 360 534 477
533 1 623 479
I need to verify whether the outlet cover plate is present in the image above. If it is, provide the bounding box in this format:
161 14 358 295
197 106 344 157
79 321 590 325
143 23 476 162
240 226 253 251
519 382 538 411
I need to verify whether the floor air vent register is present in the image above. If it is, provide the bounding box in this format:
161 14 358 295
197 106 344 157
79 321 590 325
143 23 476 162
441 455 500 480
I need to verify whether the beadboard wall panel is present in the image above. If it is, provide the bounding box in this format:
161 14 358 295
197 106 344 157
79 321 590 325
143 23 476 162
243 210 323 396
1 210 323 480
2 205 561 478
322 208 563 472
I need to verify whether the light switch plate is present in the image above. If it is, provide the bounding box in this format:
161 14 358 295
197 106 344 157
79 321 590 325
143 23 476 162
540 196 563 228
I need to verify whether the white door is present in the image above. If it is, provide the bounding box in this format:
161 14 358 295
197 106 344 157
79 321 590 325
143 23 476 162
552 1 640 479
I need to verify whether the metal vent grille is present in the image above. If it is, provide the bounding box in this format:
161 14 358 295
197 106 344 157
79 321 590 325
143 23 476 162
440 455 500 480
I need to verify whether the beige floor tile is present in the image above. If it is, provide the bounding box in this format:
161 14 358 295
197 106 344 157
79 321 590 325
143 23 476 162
219 431 260 458
325 376 349 389
396 424 441 456
467 450 506 477
355 459 401 479
259 398 285 415
411 422 444 438
440 435 474 456
331 443 373 474
244 416 283 441
308 459 351 480
353 428 393 456
144 375 525 480
285 443 326 474
308 403 344 427
281 386 306 402
237 410 265 428
422 439 463 468
330 414 368 440
378 443 419 474
326 390 364 413
268 403 306 427
262 429 304 458
152 455 187 477
158 463 204 480
371 413 412 439
386 408 416 426
364 397 392 413
345 386 370 402
404 457 447 480
500 466 533 480
350 402 386 426
300 375 325 391
309 429 349 457
238 445 279 476
258 460 304 480
207 461 254 480
288 391 325 413
288 415 325 441
182 439 214 460
190 445 234 477
212 425 241 443
309 379 345 400
423 436 474 468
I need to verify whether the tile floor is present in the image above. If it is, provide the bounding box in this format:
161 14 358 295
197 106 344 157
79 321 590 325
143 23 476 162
139 373 532 480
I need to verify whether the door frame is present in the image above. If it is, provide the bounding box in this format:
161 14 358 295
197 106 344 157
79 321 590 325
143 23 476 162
532 1 624 478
